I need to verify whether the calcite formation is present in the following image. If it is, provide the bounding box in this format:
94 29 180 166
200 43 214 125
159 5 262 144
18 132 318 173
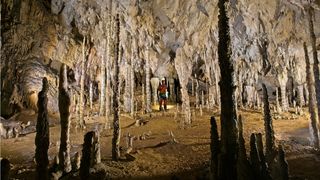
1 0 319 117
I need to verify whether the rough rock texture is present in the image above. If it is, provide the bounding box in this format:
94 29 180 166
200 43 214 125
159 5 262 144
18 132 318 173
1 0 319 116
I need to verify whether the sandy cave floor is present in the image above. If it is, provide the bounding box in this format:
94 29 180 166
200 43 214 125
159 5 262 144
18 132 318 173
1 105 320 180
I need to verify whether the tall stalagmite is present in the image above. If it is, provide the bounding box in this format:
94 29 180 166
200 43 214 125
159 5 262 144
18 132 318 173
112 13 121 161
304 42 320 148
58 64 72 173
217 0 238 179
262 84 276 162
35 77 50 180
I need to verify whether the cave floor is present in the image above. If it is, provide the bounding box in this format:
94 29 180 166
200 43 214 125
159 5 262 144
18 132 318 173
1 106 320 179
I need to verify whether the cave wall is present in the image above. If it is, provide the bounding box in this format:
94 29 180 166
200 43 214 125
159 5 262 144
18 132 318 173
1 0 319 117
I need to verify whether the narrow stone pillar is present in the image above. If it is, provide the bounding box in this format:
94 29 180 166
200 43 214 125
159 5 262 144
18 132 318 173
58 64 72 173
35 77 50 180
262 84 276 163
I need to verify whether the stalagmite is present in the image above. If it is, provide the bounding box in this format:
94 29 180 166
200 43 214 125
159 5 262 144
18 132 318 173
35 77 50 180
308 7 320 121
80 131 94 180
304 42 320 148
99 39 106 116
79 37 86 128
217 0 239 178
237 115 254 180
262 84 276 162
210 117 219 180
58 64 72 173
256 133 271 180
112 13 121 161
79 130 101 179
72 152 81 171
250 134 261 179
278 145 289 180
145 44 152 113
1 158 10 180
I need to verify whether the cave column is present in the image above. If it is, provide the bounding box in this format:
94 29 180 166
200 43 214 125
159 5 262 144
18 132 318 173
304 42 320 148
58 64 72 173
99 40 107 116
308 7 320 120
175 45 192 126
112 13 121 161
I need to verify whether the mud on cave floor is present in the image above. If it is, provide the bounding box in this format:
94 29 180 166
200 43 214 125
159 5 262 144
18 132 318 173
1 106 320 179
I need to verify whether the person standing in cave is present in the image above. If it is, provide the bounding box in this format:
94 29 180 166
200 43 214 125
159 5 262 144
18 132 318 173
158 78 168 111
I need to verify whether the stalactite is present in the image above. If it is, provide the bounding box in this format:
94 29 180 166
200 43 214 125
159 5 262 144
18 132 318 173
99 39 106 116
217 0 239 178
304 42 320 148
58 64 72 173
262 84 276 163
79 37 86 128
35 77 49 180
210 117 219 180
145 44 152 113
112 13 121 161
308 7 320 121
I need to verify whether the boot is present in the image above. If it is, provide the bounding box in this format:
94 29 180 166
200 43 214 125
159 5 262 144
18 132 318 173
164 104 167 111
